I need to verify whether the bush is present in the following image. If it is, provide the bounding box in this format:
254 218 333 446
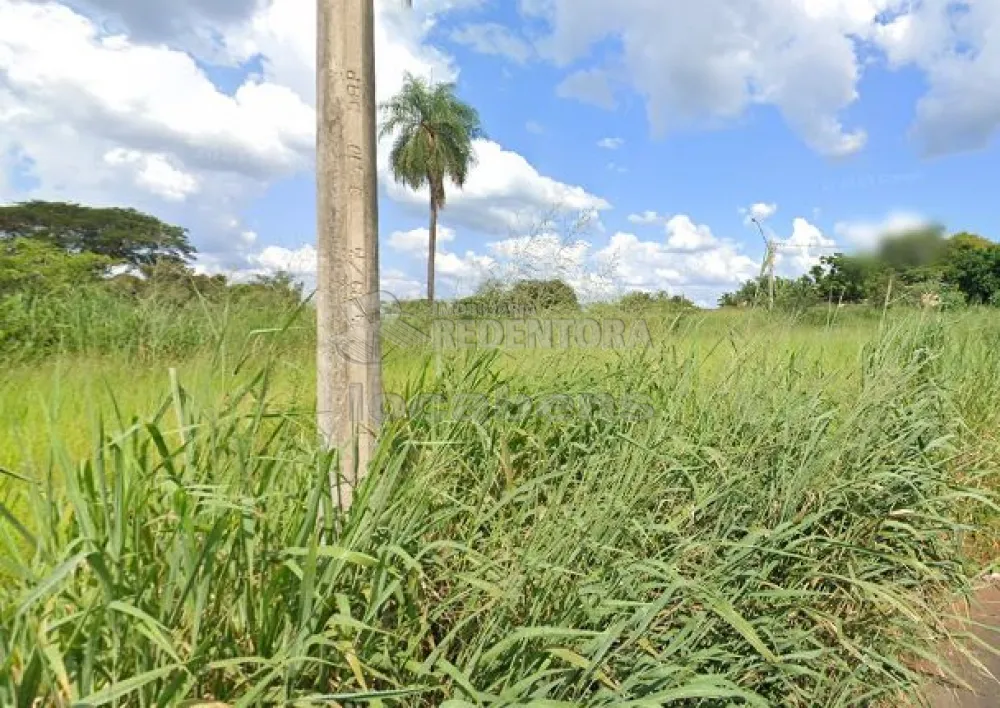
0 238 111 296
616 290 695 312
454 278 581 317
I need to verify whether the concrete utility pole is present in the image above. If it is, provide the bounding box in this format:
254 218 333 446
316 0 383 509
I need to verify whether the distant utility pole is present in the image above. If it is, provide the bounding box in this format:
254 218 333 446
750 217 776 311
316 0 383 509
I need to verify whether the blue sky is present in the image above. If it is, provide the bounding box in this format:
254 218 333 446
1 0 998 305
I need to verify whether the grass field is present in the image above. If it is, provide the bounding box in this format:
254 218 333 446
1 295 998 705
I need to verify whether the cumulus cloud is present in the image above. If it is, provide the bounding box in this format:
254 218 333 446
102 149 199 202
773 216 838 276
741 202 778 224
523 0 1000 158
597 137 624 149
0 2 313 179
249 243 317 277
594 229 758 303
0 0 607 260
875 0 1000 155
664 215 718 252
387 226 457 256
556 68 617 109
526 0 881 156
0 0 315 255
226 0 607 235
627 211 665 225
69 0 263 46
833 211 931 251
450 22 534 64
382 139 609 235
207 210 853 307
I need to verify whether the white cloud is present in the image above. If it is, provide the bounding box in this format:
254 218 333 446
249 243 317 277
387 226 456 256
537 1 1000 157
382 268 424 300
0 2 313 178
478 232 614 300
72 0 261 46
627 210 665 225
664 215 718 252
0 0 314 254
525 0 881 156
206 211 849 306
597 137 624 149
193 241 317 289
595 228 758 297
450 22 534 64
230 0 607 236
0 0 609 261
773 216 838 276
833 211 930 251
876 0 1000 155
382 138 610 235
555 68 616 109
103 149 199 201
741 202 778 224
434 249 496 287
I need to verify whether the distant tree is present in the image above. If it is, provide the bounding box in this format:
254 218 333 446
719 275 820 310
0 238 111 295
0 201 193 267
812 253 887 303
379 74 483 303
618 290 695 312
509 279 580 311
455 278 579 314
946 245 1000 304
947 232 994 254
231 271 304 308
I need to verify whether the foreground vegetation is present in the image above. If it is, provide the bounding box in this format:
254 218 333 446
2 289 999 705
2 200 999 704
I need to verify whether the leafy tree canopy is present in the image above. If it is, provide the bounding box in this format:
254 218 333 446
451 278 581 315
617 290 695 311
0 237 112 296
0 200 193 267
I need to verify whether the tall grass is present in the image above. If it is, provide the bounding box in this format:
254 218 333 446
0 288 312 363
1 313 996 705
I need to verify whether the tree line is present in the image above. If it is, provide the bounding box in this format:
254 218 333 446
719 227 999 309
0 200 302 306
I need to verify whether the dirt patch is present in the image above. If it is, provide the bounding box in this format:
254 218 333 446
923 577 1000 708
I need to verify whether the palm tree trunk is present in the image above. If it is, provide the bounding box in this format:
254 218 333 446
427 195 438 304
316 0 382 510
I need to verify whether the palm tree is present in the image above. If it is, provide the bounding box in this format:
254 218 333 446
379 74 483 303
